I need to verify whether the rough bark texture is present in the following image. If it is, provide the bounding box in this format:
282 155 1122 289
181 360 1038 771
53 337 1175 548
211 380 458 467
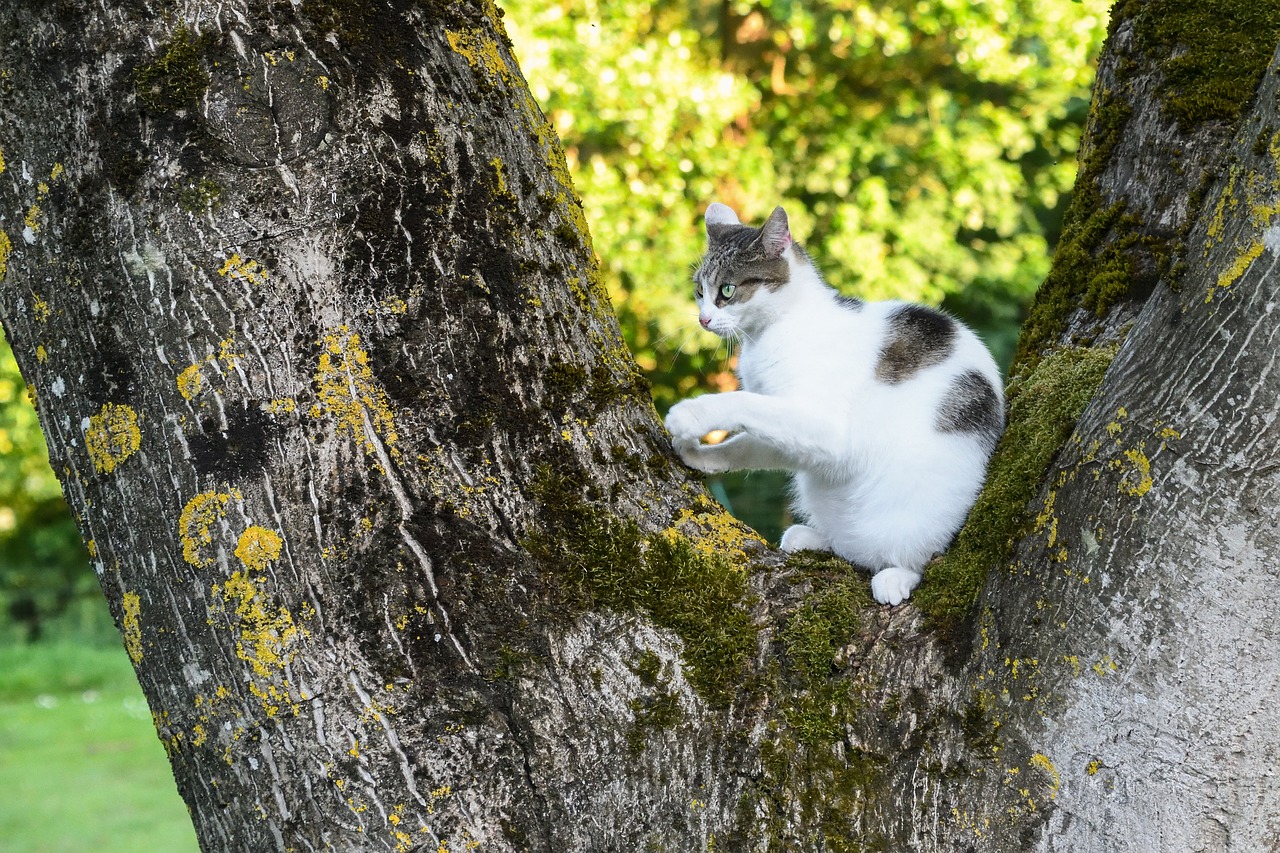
3 1 1280 851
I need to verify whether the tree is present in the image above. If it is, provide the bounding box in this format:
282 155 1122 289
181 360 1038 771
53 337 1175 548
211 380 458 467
2 1 1279 851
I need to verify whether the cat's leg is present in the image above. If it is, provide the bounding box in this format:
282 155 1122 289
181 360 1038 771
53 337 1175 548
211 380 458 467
665 391 845 472
779 524 832 553
869 567 922 607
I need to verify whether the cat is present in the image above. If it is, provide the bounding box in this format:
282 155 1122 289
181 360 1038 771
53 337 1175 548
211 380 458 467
664 202 1005 606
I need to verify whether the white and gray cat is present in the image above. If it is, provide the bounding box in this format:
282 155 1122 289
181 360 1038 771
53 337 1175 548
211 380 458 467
665 203 1005 606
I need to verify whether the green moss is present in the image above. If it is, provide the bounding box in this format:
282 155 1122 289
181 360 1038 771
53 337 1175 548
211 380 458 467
960 698 999 754
630 649 663 687
134 27 210 113
303 0 377 44
1013 91 1135 369
1127 0 1280 128
527 466 757 706
915 345 1117 624
778 566 867 687
544 359 588 396
625 651 682 756
729 559 893 850
756 718 888 852
176 177 223 213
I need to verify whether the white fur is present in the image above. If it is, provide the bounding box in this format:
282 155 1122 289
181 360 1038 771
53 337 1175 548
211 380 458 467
704 202 741 227
666 227 1002 607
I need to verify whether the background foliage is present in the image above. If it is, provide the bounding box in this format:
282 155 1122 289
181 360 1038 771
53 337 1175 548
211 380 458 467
0 343 93 643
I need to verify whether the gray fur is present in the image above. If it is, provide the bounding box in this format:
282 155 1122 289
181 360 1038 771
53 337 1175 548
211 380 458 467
935 369 1004 450
875 304 957 384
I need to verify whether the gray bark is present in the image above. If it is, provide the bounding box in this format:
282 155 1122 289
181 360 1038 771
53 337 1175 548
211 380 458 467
3 1 1280 851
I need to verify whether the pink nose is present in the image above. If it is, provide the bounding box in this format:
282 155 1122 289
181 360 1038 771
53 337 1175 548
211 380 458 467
699 315 711 329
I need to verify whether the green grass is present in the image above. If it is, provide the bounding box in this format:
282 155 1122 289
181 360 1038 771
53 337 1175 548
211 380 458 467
0 642 199 852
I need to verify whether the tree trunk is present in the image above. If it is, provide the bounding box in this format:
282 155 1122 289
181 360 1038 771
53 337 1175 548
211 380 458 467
2 1 1279 851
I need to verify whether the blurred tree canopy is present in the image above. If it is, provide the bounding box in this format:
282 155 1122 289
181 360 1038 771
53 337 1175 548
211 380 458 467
0 0 1111 639
503 0 1111 408
0 342 91 641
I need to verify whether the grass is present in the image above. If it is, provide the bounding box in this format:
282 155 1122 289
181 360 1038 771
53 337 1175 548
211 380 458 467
0 641 199 853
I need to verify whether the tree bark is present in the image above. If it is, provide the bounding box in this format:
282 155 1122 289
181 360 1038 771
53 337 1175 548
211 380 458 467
3 1 1280 851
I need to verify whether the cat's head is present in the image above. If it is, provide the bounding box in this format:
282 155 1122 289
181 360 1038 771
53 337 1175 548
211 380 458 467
693 203 802 338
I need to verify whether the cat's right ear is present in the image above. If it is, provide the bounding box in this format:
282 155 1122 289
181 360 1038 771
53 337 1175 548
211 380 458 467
705 202 741 234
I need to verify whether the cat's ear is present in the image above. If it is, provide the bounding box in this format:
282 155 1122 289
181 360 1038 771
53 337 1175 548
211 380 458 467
705 202 741 234
760 206 793 258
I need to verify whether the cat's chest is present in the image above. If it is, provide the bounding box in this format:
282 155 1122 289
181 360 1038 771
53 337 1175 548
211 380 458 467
738 315 875 396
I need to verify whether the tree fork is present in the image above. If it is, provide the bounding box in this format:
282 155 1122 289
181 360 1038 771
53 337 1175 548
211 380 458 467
4 1 1280 851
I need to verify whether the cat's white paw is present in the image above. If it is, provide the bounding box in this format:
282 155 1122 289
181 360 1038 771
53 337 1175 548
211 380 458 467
780 524 832 553
870 567 922 607
672 440 735 474
665 396 729 445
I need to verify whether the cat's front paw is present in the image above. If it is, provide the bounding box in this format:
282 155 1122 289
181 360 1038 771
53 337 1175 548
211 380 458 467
664 397 720 445
870 567 922 607
677 444 733 473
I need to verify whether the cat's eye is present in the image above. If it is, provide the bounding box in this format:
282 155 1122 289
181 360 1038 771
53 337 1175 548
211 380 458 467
719 283 737 301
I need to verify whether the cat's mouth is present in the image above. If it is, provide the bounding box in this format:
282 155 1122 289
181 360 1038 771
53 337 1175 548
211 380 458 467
701 429 735 445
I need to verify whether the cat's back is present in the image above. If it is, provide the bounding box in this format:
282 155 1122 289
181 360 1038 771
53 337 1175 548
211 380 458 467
863 299 1005 447
866 299 1001 389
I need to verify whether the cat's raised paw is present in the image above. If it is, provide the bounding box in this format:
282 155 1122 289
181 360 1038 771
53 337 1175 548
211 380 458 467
780 524 832 553
671 440 735 474
664 398 715 445
870 567 922 607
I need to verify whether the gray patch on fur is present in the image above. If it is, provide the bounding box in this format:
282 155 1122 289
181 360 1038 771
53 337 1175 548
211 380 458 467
835 294 864 311
695 222 791 307
936 369 1004 451
875 305 957 384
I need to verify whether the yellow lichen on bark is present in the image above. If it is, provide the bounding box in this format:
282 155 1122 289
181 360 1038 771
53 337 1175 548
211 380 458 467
122 591 144 664
1207 239 1264 302
235 525 284 571
0 230 11 282
84 402 142 474
664 502 765 565
1116 446 1153 496
218 570 299 680
1028 753 1060 798
31 293 50 322
179 489 240 567
313 326 400 460
445 25 512 85
177 362 205 400
217 253 268 286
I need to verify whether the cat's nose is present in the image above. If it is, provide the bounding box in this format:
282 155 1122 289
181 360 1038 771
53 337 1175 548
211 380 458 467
699 315 711 329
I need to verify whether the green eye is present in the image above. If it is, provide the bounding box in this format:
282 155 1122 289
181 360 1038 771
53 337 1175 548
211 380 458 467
719 283 736 300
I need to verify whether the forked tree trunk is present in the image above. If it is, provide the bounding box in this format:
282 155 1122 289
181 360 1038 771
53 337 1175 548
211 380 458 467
2 1 1279 850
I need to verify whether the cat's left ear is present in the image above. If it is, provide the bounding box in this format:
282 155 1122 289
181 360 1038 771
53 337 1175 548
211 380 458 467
760 206 793 258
